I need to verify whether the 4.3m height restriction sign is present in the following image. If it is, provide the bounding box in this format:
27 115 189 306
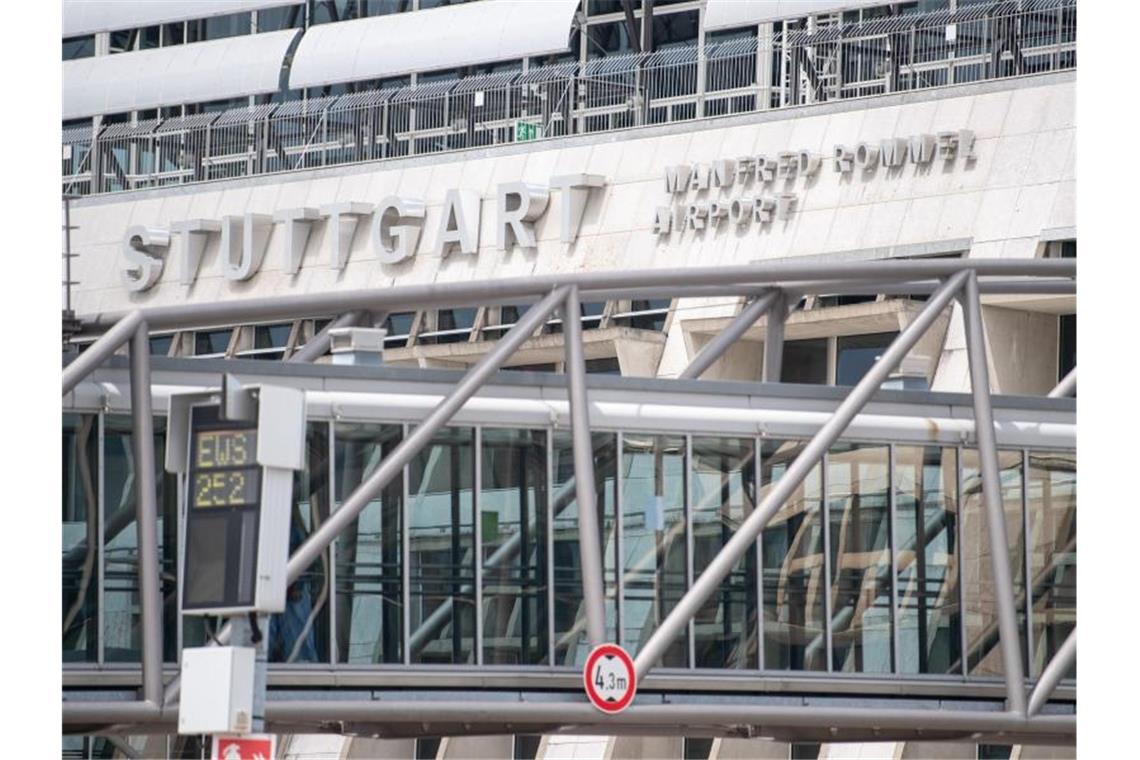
583 643 637 714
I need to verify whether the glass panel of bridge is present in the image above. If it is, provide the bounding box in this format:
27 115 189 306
269 422 332 663
828 443 893 673
962 449 1028 677
333 422 403 664
761 440 826 671
63 413 99 663
621 433 688 666
102 415 179 664
481 429 549 665
552 432 618 666
409 427 476 664
691 436 757 669
1028 450 1076 679
895 446 961 675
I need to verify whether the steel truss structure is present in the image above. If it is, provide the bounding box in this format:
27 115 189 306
62 258 1076 743
61 0 1076 197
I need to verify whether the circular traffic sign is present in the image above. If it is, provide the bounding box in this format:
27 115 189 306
583 643 637 714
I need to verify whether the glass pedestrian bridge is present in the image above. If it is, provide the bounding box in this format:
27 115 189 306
63 357 1074 741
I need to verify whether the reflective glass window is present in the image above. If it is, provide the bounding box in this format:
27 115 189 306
587 20 639 58
1027 451 1075 678
761 440 826 671
63 413 99 662
691 437 757 669
836 332 896 387
481 429 549 665
264 422 332 662
1058 314 1075 385
102 415 179 663
194 329 232 356
257 5 305 30
585 357 621 375
334 423 403 664
409 427 476 664
552 432 618 665
652 9 699 49
895 446 960 674
363 0 414 16
621 434 687 665
188 12 251 42
62 35 95 60
828 443 892 673
962 449 1027 677
781 338 828 385
149 335 173 356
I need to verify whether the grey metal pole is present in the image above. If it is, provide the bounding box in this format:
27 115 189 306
1047 367 1076 398
287 310 369 363
762 290 788 383
961 271 1028 715
1027 627 1076 717
678 290 778 380
562 285 607 647
632 271 969 680
286 286 570 585
129 322 163 705
63 309 144 394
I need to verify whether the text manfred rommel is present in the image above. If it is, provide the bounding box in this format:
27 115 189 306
652 129 976 236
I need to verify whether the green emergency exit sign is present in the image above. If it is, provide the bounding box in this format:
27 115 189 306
515 121 541 142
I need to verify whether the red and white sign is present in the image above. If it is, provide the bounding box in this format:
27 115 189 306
212 734 276 760
583 643 637 714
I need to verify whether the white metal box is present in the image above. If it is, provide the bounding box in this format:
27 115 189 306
178 646 256 735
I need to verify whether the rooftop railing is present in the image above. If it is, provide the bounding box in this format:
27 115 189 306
61 0 1075 197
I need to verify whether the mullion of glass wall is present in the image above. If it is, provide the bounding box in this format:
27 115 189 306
961 448 1027 678
621 433 687 666
101 415 179 664
1027 449 1076 679
333 422 404 665
827 442 893 674
761 439 826 672
552 431 618 666
63 412 100 664
894 445 961 675
691 436 757 669
474 426 483 665
269 422 332 663
409 426 476 664
480 428 549 665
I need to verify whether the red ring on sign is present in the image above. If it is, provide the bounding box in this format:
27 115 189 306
583 643 637 714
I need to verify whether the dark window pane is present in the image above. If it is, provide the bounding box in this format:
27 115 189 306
140 25 161 49
205 12 251 40
692 437 757 669
162 22 185 46
363 0 414 16
621 434 687 666
1028 451 1076 679
828 443 893 673
195 329 232 356
588 0 624 14
836 332 897 387
334 423 404 664
553 432 619 664
791 744 822 760
652 9 699 49
585 357 621 375
514 735 542 760
781 338 828 385
109 29 135 53
683 737 714 760
257 5 304 31
384 312 415 347
481 429 549 665
63 413 99 662
762 440 826 671
415 737 441 760
895 446 961 674
587 20 639 58
977 746 1013 760
1058 314 1075 384
149 335 173 356
62 35 95 60
409 427 476 664
254 323 292 350
503 363 558 373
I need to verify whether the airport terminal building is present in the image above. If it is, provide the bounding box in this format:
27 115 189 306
60 1 1076 758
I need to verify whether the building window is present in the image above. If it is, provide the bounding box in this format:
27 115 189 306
187 12 252 43
836 331 897 387
585 357 621 375
62 35 95 60
790 742 822 760
417 307 477 345
257 5 306 31
781 338 828 385
194 329 233 357
382 312 415 348
363 0 415 17
613 299 671 331
148 335 174 357
236 323 292 360
683 737 714 760
1058 313 1075 384
513 735 542 760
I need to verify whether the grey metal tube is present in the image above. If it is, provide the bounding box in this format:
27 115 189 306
1047 367 1076 398
288 310 368 363
678 290 778 380
129 323 163 705
286 286 570 586
562 285 607 647
632 271 969 679
1027 627 1076 717
762 290 788 383
80 260 1075 333
63 309 144 394
961 272 1028 715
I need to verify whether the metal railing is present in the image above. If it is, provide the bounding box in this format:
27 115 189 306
62 0 1075 196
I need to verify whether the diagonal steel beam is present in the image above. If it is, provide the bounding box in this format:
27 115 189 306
162 286 570 705
1027 627 1076 717
960 271 1028 715
763 290 790 383
679 290 779 380
63 309 144 395
632 271 970 680
1047 367 1076 398
562 285 607 647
